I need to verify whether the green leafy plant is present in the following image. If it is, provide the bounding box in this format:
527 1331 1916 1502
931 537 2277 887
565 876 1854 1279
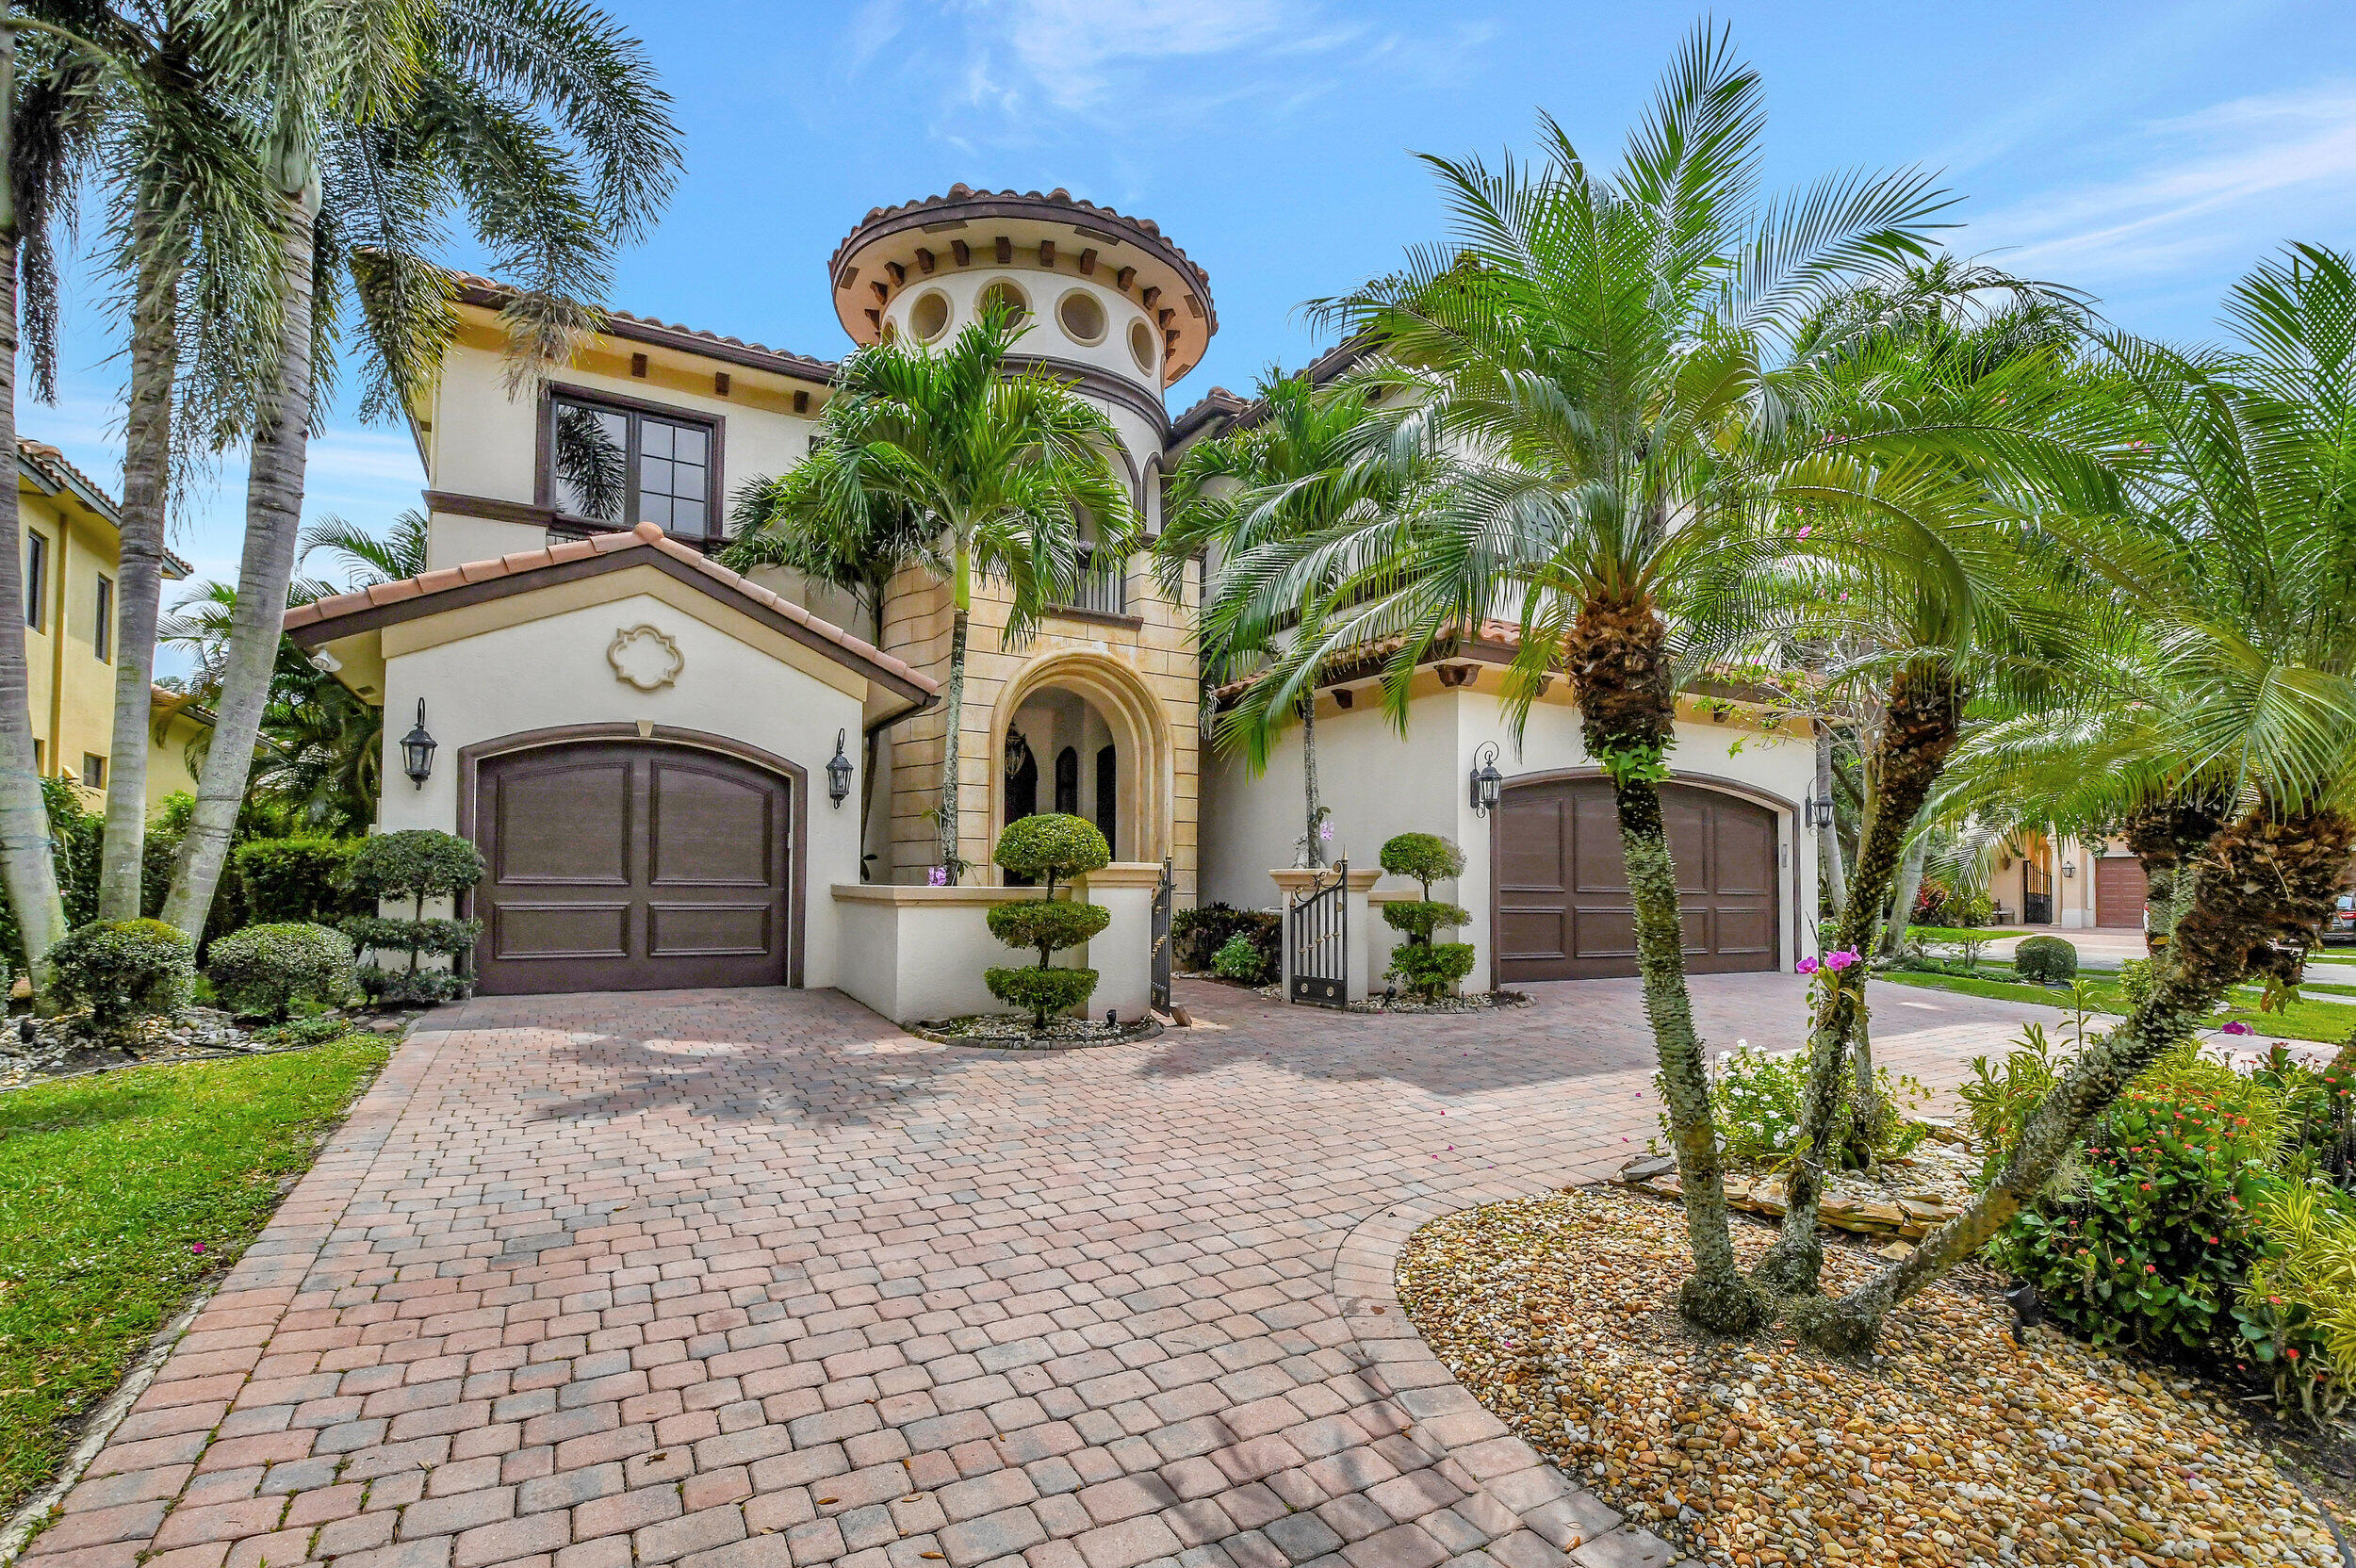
1174 904 1280 979
206 923 357 1021
1390 941 1477 1001
233 839 362 924
1703 1043 1925 1166
983 815 1110 1028
2240 1180 2356 1421
344 830 485 1003
2014 935 2079 984
1380 833 1475 999
47 920 196 1032
2116 956 2158 1011
1211 933 1268 982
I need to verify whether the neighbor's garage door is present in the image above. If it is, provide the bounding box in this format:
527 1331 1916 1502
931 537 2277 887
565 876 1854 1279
1495 776 1779 982
2094 856 2149 929
474 741 792 994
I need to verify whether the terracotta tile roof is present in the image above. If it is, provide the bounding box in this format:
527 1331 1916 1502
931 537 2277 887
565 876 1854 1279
16 439 193 574
1209 620 1528 703
1170 338 1374 443
829 184 1213 298
443 267 840 384
284 520 939 696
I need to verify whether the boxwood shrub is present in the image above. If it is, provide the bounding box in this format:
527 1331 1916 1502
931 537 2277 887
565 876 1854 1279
49 919 195 1029
983 816 1111 1026
207 923 358 1021
2014 935 2079 984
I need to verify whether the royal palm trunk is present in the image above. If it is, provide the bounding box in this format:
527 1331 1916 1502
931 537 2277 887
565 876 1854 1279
1300 697 1322 867
935 566 969 882
1815 725 1847 911
1570 592 1767 1334
163 160 318 935
1792 802 2356 1355
0 25 69 986
97 220 183 919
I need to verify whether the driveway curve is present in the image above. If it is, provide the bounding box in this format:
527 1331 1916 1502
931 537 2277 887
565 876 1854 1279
25 976 2067 1568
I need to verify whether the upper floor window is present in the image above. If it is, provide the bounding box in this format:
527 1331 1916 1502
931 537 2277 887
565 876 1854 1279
94 575 112 662
543 387 720 541
24 531 46 631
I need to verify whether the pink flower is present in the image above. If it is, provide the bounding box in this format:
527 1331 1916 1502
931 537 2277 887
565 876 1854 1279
190 1243 205 1254
1824 949 1861 972
2221 1021 2254 1036
1796 956 1819 975
1796 525 1813 539
927 866 949 887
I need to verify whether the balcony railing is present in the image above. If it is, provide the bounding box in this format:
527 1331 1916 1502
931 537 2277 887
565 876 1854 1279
1063 548 1129 617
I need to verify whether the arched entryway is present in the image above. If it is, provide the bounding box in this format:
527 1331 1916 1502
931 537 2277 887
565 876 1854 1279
988 650 1171 876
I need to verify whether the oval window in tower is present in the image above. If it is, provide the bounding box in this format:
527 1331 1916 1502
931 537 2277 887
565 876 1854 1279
1129 318 1157 376
909 289 951 344
977 279 1031 325
1056 288 1107 347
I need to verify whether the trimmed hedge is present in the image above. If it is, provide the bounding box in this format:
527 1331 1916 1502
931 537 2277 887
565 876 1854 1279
49 919 194 1029
987 899 1110 962
1383 899 1470 944
993 814 1109 888
2015 935 2079 984
1380 832 1465 891
984 966 1099 1020
984 816 1109 1026
234 840 361 924
206 923 356 1021
1390 940 1477 1001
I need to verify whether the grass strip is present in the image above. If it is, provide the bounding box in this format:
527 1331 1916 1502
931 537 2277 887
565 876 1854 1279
1881 970 2356 1045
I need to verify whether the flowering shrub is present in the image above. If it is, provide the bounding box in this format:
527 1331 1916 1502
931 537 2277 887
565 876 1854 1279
1701 1042 1925 1166
1212 933 1268 982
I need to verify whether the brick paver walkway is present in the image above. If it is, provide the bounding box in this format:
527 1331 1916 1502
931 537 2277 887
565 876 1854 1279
27 976 2068 1568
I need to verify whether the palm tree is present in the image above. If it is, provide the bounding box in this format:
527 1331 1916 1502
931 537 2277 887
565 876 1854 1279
769 302 1131 881
300 506 428 586
1230 27 2013 1333
1156 372 1408 868
160 0 681 936
1795 245 2356 1353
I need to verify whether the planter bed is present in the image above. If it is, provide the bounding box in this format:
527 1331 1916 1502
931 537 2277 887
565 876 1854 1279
1398 1185 2341 1567
909 1013 1164 1049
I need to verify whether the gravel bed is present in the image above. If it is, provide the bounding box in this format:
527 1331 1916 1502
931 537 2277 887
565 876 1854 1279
1397 1185 2342 1567
909 1013 1164 1049
1243 983 1532 1014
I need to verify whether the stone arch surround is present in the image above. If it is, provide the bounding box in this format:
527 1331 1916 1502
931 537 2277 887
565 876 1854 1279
987 648 1175 876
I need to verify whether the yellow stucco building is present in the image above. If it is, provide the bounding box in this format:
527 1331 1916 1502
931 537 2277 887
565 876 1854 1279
16 439 209 810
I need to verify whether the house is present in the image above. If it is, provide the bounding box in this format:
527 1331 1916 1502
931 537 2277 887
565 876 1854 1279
285 185 1824 1002
16 440 209 808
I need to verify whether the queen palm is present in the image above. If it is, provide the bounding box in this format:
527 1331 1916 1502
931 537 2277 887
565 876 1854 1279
159 0 681 937
733 303 1130 881
1796 245 2356 1352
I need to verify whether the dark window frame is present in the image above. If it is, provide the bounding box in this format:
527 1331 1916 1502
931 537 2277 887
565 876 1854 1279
81 752 105 788
535 383 726 542
94 574 112 662
24 530 46 631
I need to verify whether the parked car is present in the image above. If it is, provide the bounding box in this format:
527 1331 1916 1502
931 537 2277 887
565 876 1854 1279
2326 892 2356 945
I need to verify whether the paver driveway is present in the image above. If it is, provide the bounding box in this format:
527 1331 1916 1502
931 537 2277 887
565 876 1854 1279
26 976 2069 1568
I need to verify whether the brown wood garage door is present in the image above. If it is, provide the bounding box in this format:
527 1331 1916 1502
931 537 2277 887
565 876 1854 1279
1495 776 1779 982
473 742 793 995
2094 856 2149 929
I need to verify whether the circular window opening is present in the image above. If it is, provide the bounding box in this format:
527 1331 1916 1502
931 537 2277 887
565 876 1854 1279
1129 318 1157 375
1056 289 1107 346
879 317 899 345
977 280 1031 325
909 289 951 344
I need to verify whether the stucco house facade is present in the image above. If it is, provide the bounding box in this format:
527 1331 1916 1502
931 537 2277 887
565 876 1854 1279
282 185 1906 1004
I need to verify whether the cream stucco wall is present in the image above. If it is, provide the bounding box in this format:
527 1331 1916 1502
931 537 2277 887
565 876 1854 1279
375 587 872 990
882 271 1164 396
1200 675 1822 988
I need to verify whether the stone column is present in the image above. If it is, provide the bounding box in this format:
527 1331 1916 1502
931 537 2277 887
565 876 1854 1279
1076 862 1162 1023
1269 865 1383 1004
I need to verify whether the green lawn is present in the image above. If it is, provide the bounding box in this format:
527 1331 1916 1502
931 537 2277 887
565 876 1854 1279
1900 925 2029 944
1883 968 2356 1044
0 1040 387 1514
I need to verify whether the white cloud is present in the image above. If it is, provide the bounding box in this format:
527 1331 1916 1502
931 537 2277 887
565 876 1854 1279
1973 82 2356 285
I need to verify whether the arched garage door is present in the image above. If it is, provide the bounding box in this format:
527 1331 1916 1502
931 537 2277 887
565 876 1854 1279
1495 776 1779 982
473 741 794 994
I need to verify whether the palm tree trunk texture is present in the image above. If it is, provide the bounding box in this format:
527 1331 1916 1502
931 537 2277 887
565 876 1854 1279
1815 724 1847 912
1300 697 1322 868
97 225 183 920
1758 668 1962 1296
1569 592 1767 1334
1878 833 1928 958
163 172 318 935
0 25 69 987
936 604 969 882
1792 802 2356 1355
2125 795 2223 958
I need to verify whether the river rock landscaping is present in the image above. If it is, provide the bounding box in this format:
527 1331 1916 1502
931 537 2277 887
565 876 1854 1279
1397 1184 2344 1567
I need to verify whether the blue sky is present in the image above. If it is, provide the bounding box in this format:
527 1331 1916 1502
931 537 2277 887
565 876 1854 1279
26 0 2356 673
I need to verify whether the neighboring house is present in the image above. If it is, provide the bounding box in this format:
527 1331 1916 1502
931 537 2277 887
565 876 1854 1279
285 184 1825 998
1988 829 2149 933
16 440 207 808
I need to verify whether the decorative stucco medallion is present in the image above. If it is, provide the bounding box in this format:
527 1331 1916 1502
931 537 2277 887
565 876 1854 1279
608 624 684 691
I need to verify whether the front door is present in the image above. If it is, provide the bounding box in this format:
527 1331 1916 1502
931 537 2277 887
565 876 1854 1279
473 741 793 994
1494 776 1780 982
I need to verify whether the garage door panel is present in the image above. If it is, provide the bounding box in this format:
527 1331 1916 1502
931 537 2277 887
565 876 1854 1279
492 902 630 961
1497 776 1781 983
648 902 773 957
2095 857 2148 929
495 760 630 885
649 762 777 886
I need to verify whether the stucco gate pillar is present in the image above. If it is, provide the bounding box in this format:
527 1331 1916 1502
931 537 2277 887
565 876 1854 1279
1270 865 1383 1005
1078 863 1162 1023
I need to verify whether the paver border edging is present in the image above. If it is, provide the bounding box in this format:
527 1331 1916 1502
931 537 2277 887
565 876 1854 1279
1333 1182 1693 1568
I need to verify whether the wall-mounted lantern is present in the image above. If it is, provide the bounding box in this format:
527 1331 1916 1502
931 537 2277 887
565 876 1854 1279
1469 742 1503 816
1804 792 1836 830
400 699 437 790
2060 859 2077 877
826 728 854 808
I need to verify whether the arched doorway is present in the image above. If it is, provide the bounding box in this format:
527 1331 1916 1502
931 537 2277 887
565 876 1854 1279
989 650 1171 876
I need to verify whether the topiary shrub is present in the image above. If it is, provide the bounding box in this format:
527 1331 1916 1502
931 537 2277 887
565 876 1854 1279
345 830 485 1004
206 923 357 1021
984 814 1110 1028
48 918 195 1031
2015 934 2079 984
234 839 362 924
1212 933 1268 982
1379 832 1475 999
1172 903 1280 978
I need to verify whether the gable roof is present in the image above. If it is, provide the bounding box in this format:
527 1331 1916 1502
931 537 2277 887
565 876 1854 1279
17 440 194 576
283 521 938 706
446 268 839 386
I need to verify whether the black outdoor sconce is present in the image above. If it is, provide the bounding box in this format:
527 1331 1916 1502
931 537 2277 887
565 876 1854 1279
1469 742 1503 816
826 728 854 808
1804 792 1836 830
401 699 437 790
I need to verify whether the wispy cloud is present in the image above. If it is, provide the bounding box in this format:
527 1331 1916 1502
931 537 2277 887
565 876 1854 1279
1972 81 2356 286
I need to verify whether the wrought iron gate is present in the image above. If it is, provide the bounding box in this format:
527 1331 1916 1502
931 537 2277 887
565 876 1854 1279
1288 859 1349 1007
1151 858 1174 1013
2024 858 2053 926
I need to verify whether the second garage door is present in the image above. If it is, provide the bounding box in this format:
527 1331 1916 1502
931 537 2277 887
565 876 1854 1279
473 741 794 995
1495 776 1779 982
2094 856 2149 929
